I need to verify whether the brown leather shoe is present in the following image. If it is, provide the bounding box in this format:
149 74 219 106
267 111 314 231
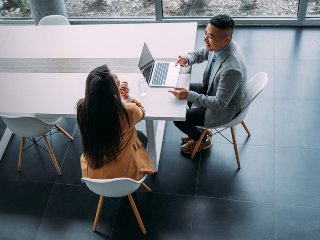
180 137 212 155
180 129 212 143
181 135 192 143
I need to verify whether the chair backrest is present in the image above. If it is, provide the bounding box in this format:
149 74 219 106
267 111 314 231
81 175 147 198
38 15 70 26
221 72 268 128
0 115 55 138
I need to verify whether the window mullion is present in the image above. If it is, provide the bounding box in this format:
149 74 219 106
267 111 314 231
155 0 163 22
298 0 308 24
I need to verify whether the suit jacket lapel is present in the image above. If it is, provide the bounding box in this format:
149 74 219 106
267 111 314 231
206 42 235 95
206 58 221 94
203 52 215 86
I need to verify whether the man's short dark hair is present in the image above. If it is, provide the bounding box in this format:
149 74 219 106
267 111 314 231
209 14 235 33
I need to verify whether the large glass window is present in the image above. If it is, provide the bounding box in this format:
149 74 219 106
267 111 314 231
66 0 155 18
0 0 319 25
162 0 299 17
306 0 320 16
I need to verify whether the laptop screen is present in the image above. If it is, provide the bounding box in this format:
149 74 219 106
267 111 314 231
138 43 155 83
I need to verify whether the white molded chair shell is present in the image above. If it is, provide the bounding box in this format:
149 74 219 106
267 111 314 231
81 175 147 198
38 15 70 26
219 72 268 128
1 115 60 138
191 72 269 165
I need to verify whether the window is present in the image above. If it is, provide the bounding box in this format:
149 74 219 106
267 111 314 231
162 0 299 17
0 0 31 17
66 0 155 18
0 0 319 25
306 0 320 16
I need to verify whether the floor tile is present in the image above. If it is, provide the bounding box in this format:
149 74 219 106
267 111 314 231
0 118 5 137
198 144 274 203
275 60 320 100
275 100 320 149
0 180 53 240
235 27 275 60
145 131 200 195
211 99 275 147
246 59 274 100
35 184 118 240
276 205 320 240
275 147 320 207
56 127 83 185
191 197 275 240
111 192 194 240
275 28 320 60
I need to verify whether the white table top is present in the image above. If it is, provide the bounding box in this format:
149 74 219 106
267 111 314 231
0 72 190 120
0 23 197 58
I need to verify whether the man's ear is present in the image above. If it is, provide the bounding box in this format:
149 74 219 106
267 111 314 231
224 35 231 43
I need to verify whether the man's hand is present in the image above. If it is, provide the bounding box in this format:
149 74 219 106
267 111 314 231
119 81 129 100
175 56 189 67
168 87 189 100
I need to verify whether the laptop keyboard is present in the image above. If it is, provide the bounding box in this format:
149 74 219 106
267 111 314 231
151 62 169 85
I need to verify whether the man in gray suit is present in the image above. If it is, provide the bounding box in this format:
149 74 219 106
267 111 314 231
170 14 247 155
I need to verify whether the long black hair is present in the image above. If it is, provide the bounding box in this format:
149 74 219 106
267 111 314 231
77 64 129 168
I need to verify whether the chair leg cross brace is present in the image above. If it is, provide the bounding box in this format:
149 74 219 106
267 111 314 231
190 120 251 169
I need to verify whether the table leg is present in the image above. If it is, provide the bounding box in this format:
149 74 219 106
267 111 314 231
0 127 13 161
145 120 166 172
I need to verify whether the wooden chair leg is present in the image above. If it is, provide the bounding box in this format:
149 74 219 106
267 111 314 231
43 135 62 175
241 121 251 136
141 182 152 192
128 194 146 235
55 124 74 141
230 127 241 169
93 196 104 232
191 129 207 159
18 137 26 172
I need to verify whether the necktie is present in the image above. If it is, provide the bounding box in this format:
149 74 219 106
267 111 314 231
206 54 217 92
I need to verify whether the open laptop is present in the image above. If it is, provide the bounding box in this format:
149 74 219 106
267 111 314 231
138 43 180 87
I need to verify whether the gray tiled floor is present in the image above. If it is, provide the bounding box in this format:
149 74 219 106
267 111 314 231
1 26 320 240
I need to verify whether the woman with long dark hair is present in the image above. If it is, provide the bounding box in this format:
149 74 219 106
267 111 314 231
77 64 154 180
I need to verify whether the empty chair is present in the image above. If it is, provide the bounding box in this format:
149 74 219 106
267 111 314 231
0 115 73 175
38 15 70 25
191 72 269 168
82 175 151 234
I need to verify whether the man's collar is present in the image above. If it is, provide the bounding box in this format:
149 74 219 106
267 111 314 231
214 41 233 58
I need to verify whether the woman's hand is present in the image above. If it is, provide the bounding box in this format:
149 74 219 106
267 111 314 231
119 81 130 100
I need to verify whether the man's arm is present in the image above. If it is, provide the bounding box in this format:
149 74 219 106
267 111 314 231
187 69 242 111
186 47 210 65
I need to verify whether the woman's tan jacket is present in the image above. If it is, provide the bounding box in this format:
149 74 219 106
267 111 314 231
80 100 155 181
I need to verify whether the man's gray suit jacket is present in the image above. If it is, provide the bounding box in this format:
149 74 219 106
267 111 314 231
186 40 247 127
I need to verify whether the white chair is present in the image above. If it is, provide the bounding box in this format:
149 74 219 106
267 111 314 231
38 15 70 26
82 175 152 234
0 115 73 175
191 72 269 169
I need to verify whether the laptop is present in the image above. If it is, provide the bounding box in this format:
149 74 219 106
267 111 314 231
138 43 180 87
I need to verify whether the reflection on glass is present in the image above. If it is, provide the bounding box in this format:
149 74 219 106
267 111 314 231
0 0 31 17
306 0 320 16
0 0 155 18
163 0 299 17
66 0 155 17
